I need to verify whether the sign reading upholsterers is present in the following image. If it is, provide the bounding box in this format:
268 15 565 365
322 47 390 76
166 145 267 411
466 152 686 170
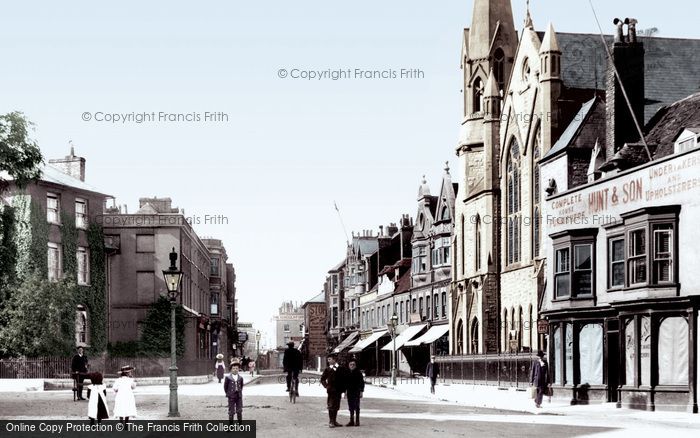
547 151 700 229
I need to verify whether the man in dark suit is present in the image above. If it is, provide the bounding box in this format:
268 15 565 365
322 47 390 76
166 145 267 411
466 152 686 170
425 355 440 394
530 350 550 408
282 341 303 393
71 347 89 400
320 353 348 428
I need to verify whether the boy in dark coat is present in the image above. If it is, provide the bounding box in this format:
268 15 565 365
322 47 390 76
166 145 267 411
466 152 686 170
224 362 245 424
320 353 348 428
344 359 364 427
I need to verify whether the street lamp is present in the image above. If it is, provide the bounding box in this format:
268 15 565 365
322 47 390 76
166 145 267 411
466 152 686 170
255 330 261 376
162 247 183 417
389 313 399 386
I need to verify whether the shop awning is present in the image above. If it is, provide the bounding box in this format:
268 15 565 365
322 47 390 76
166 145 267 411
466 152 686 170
348 330 388 353
404 324 449 347
380 324 426 351
332 331 359 353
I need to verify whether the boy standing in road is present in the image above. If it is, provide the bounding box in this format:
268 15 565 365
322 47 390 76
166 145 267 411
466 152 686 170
345 359 364 427
224 362 245 424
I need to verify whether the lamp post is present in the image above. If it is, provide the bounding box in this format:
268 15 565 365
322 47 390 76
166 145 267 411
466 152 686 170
162 247 183 417
255 330 261 376
389 313 398 386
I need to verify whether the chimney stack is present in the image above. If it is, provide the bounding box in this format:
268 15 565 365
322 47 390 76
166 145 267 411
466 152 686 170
606 18 645 159
48 142 86 181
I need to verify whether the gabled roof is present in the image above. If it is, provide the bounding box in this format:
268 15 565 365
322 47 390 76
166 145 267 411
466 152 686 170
542 97 598 161
328 259 346 273
303 291 326 306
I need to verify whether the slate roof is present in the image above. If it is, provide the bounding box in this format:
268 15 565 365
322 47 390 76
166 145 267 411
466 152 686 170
644 92 700 158
394 271 411 295
303 291 326 305
540 32 700 123
328 259 346 273
352 237 379 257
542 97 597 160
40 164 108 195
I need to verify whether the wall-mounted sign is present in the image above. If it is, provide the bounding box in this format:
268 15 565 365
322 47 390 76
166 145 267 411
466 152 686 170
537 319 549 334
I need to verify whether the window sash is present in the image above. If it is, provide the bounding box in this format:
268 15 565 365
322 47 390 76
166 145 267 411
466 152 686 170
609 236 625 289
77 248 89 285
653 228 673 283
47 195 60 223
75 199 87 229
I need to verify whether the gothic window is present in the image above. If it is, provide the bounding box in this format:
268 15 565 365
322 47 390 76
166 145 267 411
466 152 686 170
470 318 479 354
494 48 505 90
507 138 521 265
533 126 542 258
475 215 481 271
472 77 484 113
522 58 531 83
461 214 466 275
456 319 464 354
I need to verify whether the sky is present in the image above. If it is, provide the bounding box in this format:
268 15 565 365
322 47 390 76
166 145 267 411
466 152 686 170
0 0 697 348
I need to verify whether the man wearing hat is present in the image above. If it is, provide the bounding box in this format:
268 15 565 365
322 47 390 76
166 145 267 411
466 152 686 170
282 341 303 394
425 355 440 394
320 353 348 428
530 350 550 408
71 347 89 400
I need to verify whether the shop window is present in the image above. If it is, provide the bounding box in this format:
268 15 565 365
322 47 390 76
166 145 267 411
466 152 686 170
578 324 603 385
624 319 635 385
553 326 562 385
565 323 574 385
554 248 570 298
658 317 689 385
640 316 651 386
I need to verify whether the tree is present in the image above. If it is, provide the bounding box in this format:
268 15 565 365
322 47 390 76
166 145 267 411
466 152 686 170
0 112 43 193
0 273 78 357
139 295 186 357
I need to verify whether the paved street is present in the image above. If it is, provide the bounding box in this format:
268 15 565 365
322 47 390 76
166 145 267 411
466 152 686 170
1 375 698 437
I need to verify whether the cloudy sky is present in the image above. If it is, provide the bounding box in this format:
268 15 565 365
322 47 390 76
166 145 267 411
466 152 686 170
0 0 695 347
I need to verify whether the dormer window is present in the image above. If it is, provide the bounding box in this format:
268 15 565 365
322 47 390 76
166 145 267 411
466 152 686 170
673 128 699 154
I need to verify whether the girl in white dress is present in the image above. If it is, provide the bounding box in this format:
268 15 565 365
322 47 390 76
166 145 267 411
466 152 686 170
86 372 109 424
113 365 137 425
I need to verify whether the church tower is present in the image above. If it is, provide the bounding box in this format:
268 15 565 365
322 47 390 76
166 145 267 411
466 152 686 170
539 23 563 153
452 0 517 355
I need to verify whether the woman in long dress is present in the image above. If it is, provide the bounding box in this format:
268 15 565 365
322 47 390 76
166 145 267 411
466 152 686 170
113 365 137 425
86 372 109 424
215 354 226 383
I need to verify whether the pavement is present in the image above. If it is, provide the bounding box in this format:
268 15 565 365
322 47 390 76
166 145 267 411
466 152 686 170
1 372 700 437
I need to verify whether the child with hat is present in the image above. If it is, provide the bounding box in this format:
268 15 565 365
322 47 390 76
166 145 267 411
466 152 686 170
113 365 137 425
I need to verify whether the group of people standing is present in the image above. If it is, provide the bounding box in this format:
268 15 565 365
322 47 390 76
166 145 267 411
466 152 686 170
72 347 137 426
320 353 365 428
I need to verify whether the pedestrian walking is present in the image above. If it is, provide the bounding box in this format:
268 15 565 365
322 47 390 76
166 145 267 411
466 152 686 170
215 354 226 383
249 360 256 376
71 347 89 400
344 359 364 427
530 350 550 408
320 353 348 428
113 365 137 425
425 355 440 394
224 362 245 425
86 372 109 424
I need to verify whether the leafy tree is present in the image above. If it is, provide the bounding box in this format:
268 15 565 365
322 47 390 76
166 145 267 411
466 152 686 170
139 295 186 357
0 112 43 193
0 273 77 357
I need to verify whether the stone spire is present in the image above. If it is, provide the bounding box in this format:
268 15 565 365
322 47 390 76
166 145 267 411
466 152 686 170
540 22 561 54
467 0 516 60
524 0 534 29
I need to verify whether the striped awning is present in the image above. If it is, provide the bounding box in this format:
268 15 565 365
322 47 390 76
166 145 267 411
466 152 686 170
380 324 426 351
348 330 388 353
332 331 359 353
404 324 449 347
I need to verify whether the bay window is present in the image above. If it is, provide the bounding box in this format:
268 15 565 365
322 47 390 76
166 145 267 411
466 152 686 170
551 229 597 300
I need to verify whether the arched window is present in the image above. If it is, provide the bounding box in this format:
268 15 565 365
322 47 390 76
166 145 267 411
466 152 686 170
507 138 522 264
475 215 482 271
433 293 439 319
471 317 480 354
532 126 542 258
518 306 523 351
494 48 505 90
472 77 484 113
503 309 509 352
528 304 534 351
456 319 464 354
461 214 466 275
426 296 431 319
